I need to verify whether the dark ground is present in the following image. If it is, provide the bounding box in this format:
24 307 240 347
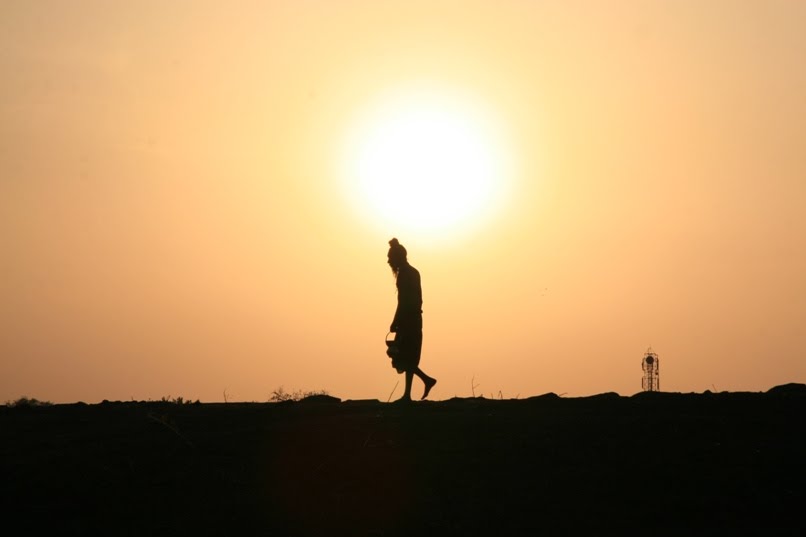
2 385 804 536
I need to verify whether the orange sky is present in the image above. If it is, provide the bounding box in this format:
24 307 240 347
2 0 805 403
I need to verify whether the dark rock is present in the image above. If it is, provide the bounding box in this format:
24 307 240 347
298 394 342 404
524 392 561 401
580 391 621 401
766 382 806 397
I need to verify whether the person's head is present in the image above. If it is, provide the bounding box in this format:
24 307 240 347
387 238 408 275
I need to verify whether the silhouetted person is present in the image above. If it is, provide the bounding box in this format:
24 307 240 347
387 238 437 401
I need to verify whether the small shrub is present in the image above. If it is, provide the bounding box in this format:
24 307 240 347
158 396 199 405
269 387 329 402
6 397 53 408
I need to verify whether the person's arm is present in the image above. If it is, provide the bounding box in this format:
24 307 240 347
390 286 403 332
390 270 408 332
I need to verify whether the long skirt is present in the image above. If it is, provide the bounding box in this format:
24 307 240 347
389 316 422 373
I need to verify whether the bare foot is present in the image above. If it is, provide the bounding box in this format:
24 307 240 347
421 378 437 400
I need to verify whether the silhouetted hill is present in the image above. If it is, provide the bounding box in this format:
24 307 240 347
2 386 804 536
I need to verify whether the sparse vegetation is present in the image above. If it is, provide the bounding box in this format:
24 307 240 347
269 387 329 402
387 380 399 402
158 396 199 405
5 397 53 408
471 375 481 398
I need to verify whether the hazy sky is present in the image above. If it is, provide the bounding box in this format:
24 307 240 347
2 0 805 402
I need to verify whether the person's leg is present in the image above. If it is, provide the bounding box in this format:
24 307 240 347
408 326 435 399
400 370 413 401
414 368 437 399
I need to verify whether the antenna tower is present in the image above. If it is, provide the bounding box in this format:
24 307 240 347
641 347 660 392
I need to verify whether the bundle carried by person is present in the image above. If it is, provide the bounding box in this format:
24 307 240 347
385 332 405 373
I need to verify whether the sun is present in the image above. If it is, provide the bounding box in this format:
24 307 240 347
341 88 511 240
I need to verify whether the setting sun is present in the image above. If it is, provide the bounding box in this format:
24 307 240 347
342 89 511 239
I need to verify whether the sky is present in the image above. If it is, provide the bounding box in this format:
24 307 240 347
2 0 805 403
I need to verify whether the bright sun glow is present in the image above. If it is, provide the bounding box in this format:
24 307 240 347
343 88 510 239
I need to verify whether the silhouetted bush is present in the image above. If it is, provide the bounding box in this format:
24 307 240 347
158 396 200 405
5 397 53 408
269 387 329 402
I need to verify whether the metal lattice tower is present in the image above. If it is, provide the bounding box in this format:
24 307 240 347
642 348 660 392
